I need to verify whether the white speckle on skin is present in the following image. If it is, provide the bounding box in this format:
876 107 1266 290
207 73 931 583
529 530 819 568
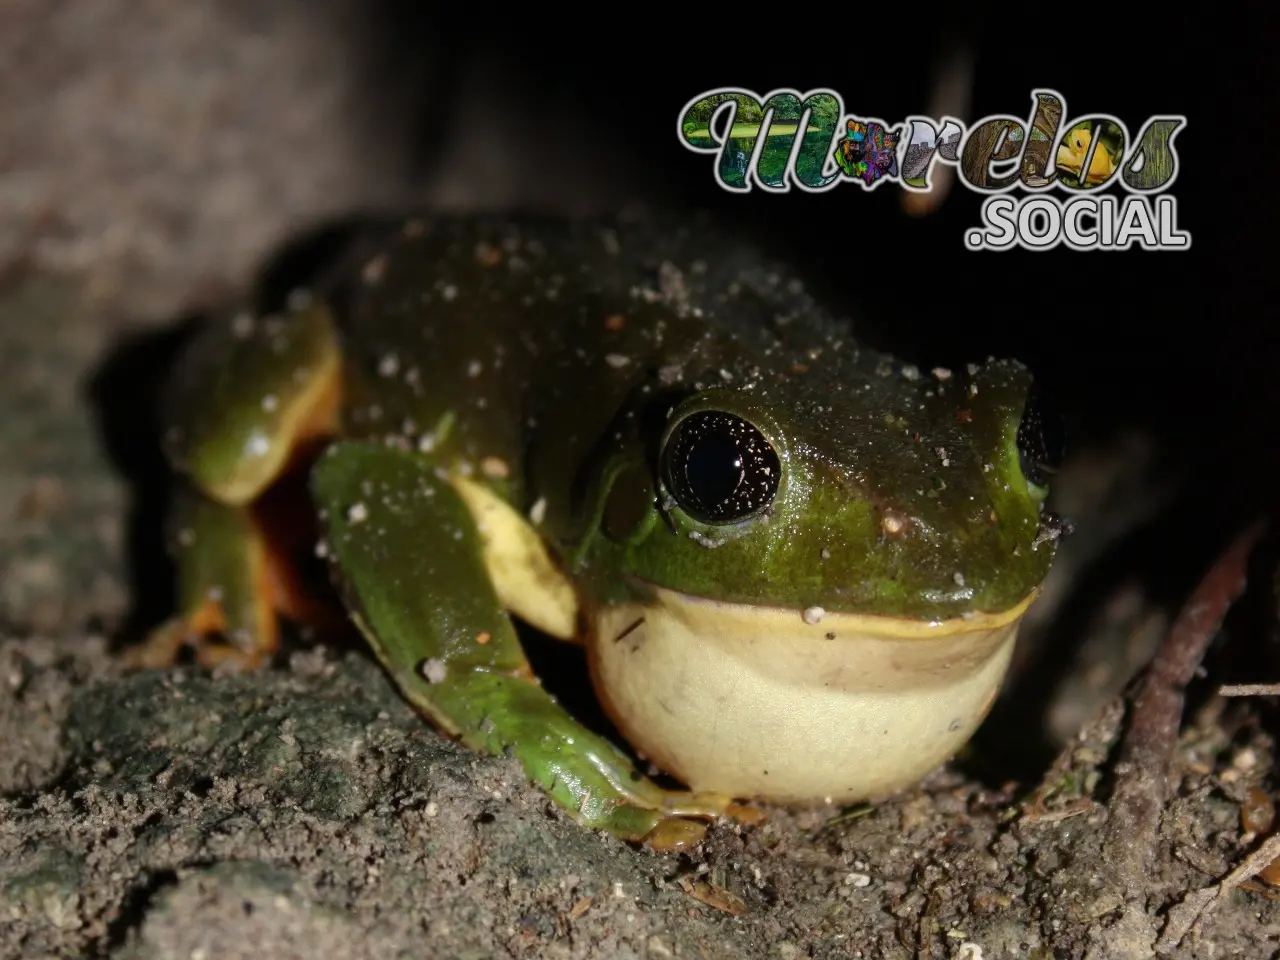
529 497 548 525
442 284 458 301
803 606 825 625
467 359 483 378
347 502 368 523
480 456 509 480
420 658 447 684
244 432 270 458
378 354 400 377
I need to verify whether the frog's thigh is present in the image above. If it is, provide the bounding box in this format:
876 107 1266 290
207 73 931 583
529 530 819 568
312 440 732 847
167 300 342 505
135 301 343 671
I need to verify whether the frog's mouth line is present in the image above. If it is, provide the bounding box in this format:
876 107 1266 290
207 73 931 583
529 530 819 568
621 578 1038 641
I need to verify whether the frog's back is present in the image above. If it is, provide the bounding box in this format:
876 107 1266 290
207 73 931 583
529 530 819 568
330 214 854 528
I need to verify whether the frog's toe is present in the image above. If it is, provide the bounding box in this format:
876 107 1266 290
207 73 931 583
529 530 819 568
123 618 190 670
124 603 277 674
193 639 271 673
614 790 765 848
642 817 708 853
725 802 769 827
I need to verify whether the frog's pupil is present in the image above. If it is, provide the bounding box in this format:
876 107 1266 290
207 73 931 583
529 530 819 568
663 411 780 525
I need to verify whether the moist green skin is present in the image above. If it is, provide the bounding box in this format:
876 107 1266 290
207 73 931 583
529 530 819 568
314 215 1053 621
156 213 1059 842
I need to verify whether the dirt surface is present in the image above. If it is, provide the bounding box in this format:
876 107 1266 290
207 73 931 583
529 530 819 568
1 266 1279 960
2 6 1279 958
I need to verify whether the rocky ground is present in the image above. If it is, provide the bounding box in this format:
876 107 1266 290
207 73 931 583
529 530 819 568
3 5 1279 959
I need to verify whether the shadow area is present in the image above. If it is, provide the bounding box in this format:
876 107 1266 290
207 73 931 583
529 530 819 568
961 481 1279 793
87 317 197 649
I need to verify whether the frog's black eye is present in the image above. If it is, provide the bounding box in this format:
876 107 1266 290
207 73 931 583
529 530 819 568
662 411 781 525
1016 380 1065 489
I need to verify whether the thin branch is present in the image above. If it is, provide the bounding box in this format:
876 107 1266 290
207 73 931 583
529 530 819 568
1093 521 1266 953
1158 833 1280 950
1218 683 1280 697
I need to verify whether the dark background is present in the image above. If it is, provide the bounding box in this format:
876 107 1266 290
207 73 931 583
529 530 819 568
379 13 1259 511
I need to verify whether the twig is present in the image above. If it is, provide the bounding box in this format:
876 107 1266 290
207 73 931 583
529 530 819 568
1218 683 1280 697
1093 521 1266 951
1157 833 1280 950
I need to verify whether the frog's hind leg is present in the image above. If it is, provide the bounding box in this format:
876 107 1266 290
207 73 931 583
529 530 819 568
129 300 344 672
129 485 280 671
312 439 735 849
128 477 349 673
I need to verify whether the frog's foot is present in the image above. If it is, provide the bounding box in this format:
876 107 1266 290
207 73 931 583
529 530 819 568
312 440 740 849
609 780 766 850
124 485 284 672
636 800 765 850
125 602 273 673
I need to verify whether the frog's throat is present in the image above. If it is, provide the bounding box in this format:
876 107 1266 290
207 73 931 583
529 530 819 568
447 470 1036 804
586 586 1036 806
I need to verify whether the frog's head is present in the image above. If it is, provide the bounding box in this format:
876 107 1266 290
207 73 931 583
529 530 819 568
583 353 1064 803
592 355 1060 622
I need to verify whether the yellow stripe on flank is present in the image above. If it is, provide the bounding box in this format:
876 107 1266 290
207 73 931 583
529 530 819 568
450 475 579 642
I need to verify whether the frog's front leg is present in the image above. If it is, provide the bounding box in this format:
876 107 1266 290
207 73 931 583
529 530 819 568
312 440 734 849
